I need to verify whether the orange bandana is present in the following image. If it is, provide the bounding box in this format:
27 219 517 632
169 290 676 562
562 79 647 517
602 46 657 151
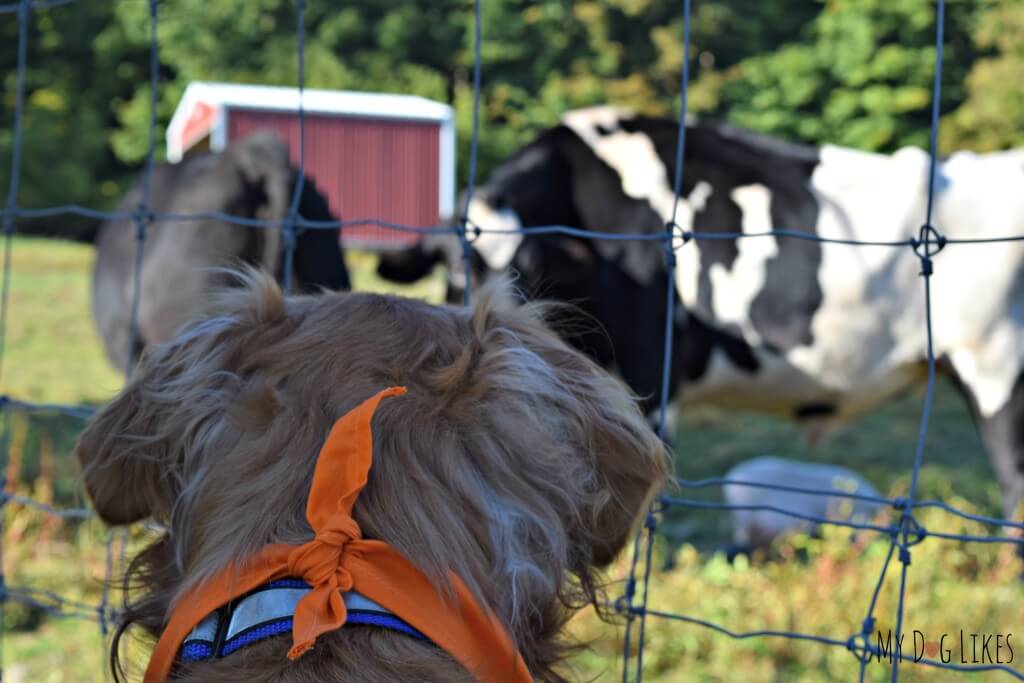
144 387 532 682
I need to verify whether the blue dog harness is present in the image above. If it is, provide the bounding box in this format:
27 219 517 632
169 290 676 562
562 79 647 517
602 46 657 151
179 578 427 662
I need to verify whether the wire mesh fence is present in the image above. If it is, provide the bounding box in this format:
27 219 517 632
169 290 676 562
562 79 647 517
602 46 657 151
1 0 1023 681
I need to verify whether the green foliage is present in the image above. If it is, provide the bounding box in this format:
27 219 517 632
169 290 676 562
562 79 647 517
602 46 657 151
0 2 148 231
570 508 1020 682
943 0 1024 151
709 0 980 152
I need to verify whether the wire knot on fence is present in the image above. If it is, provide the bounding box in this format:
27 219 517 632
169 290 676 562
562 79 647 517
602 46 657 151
912 224 947 276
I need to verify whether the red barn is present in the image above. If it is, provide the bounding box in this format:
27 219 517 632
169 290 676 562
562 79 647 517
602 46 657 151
166 81 455 249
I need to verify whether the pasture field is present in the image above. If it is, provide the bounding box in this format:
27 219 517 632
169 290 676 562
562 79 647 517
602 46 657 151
2 236 1019 682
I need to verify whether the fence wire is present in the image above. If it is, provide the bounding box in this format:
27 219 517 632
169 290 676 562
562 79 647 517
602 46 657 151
0 0 1022 681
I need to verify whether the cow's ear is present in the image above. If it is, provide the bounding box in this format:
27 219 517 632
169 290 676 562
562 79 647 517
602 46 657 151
554 236 594 267
599 239 664 288
227 131 294 278
228 131 292 222
377 244 439 284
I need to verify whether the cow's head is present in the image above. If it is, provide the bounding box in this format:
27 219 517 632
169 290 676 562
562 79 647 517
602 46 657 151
220 131 347 291
225 131 293 225
376 218 489 305
378 126 590 304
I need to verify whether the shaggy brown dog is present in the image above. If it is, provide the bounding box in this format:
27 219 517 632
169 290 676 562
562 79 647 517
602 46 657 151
75 270 671 682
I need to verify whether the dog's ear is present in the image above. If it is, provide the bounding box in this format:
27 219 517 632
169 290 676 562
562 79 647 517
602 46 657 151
584 409 671 566
469 282 672 569
551 341 672 567
75 375 173 525
75 268 287 525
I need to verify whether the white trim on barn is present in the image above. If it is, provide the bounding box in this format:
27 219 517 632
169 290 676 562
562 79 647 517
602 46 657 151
210 104 229 152
166 83 456 217
438 116 456 218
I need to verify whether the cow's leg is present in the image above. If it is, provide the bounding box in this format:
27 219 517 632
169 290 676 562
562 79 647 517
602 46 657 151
959 370 1024 561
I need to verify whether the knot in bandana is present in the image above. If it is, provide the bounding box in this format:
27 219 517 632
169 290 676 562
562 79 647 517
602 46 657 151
288 513 361 587
285 512 362 658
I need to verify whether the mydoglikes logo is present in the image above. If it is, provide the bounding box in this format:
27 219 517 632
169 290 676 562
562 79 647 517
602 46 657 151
874 630 1014 664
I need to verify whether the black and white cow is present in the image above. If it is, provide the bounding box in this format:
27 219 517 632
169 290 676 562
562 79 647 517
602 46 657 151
93 131 350 371
378 106 1024 525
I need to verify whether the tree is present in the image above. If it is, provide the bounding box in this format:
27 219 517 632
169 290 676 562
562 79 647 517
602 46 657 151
0 2 148 238
943 0 1024 151
706 0 980 153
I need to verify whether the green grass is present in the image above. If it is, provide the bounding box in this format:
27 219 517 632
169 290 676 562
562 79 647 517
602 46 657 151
1 238 446 407
3 237 123 406
2 236 1019 681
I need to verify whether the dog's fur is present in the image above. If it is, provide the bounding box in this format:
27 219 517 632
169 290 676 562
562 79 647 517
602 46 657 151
75 270 671 682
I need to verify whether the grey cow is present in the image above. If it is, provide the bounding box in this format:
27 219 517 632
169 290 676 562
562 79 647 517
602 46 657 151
93 131 349 371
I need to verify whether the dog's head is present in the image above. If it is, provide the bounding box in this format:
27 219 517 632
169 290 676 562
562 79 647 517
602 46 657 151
76 269 670 679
